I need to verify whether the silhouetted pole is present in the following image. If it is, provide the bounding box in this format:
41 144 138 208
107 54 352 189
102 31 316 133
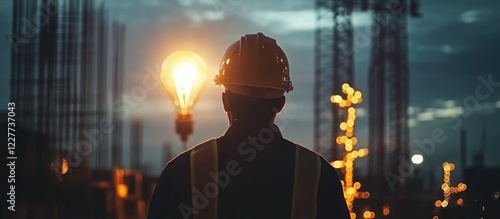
131 118 143 170
460 128 466 179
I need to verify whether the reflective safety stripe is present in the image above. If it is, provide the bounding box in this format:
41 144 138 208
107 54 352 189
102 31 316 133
190 139 218 219
190 141 321 219
291 144 321 219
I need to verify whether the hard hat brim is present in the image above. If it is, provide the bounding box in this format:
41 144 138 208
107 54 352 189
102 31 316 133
223 84 285 99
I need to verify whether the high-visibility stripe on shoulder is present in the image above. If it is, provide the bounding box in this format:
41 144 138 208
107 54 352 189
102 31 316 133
291 144 321 219
190 139 218 219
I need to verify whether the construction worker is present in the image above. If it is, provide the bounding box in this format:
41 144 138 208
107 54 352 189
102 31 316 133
148 32 349 219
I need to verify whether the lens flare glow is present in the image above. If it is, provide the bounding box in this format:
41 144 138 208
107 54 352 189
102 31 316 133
411 154 424 164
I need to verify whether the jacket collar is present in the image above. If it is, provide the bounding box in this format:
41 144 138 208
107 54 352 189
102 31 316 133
222 119 283 140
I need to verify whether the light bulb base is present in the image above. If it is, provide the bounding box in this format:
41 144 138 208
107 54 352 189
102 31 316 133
175 113 193 143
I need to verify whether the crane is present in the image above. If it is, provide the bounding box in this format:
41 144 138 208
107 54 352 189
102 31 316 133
314 0 421 215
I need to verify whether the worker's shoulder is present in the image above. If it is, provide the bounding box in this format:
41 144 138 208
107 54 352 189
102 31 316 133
156 139 216 183
191 138 218 151
290 142 342 184
165 138 216 166
286 140 332 167
291 141 319 155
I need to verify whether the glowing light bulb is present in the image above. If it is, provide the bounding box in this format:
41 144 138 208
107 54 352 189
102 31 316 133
160 51 207 115
160 51 207 144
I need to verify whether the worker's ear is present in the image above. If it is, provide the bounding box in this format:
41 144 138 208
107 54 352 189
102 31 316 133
274 96 286 113
222 92 230 112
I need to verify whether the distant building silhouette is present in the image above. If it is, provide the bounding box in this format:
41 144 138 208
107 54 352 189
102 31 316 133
9 0 125 218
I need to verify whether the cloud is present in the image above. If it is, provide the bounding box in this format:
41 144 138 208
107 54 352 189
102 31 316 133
175 0 245 22
417 109 435 121
408 118 417 127
460 10 481 23
247 10 372 34
408 99 499 127
177 0 227 6
416 44 464 54
183 9 225 23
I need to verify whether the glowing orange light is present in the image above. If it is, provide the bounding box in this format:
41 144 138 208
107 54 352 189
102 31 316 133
350 213 356 219
332 160 345 168
354 182 361 189
435 200 442 207
117 184 128 199
354 91 362 98
351 151 358 158
383 205 390 216
160 50 207 116
339 100 347 107
345 160 353 167
340 122 348 130
458 183 467 191
348 107 356 114
439 161 466 208
442 183 450 191
330 84 369 217
342 83 350 91
61 158 69 175
351 137 358 145
441 200 448 207
358 148 368 157
347 187 356 195
331 95 343 103
363 211 371 218
336 137 342 144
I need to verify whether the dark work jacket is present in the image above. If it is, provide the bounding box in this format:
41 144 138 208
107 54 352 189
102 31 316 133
147 120 350 219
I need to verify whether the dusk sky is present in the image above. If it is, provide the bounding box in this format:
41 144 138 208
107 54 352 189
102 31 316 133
1 0 499 177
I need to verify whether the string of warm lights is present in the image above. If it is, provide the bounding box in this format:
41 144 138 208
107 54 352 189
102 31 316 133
330 83 371 219
433 162 467 218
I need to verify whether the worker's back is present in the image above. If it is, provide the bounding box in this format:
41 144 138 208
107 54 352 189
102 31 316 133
148 121 349 219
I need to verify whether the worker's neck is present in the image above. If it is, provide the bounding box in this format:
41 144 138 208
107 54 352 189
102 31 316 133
232 117 275 129
224 117 282 140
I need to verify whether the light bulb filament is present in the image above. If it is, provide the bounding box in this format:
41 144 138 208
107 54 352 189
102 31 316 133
172 61 198 112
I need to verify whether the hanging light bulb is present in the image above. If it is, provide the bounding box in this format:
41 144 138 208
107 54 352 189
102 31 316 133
160 51 208 147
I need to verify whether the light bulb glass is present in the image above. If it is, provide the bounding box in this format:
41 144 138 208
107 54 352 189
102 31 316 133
160 51 207 115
